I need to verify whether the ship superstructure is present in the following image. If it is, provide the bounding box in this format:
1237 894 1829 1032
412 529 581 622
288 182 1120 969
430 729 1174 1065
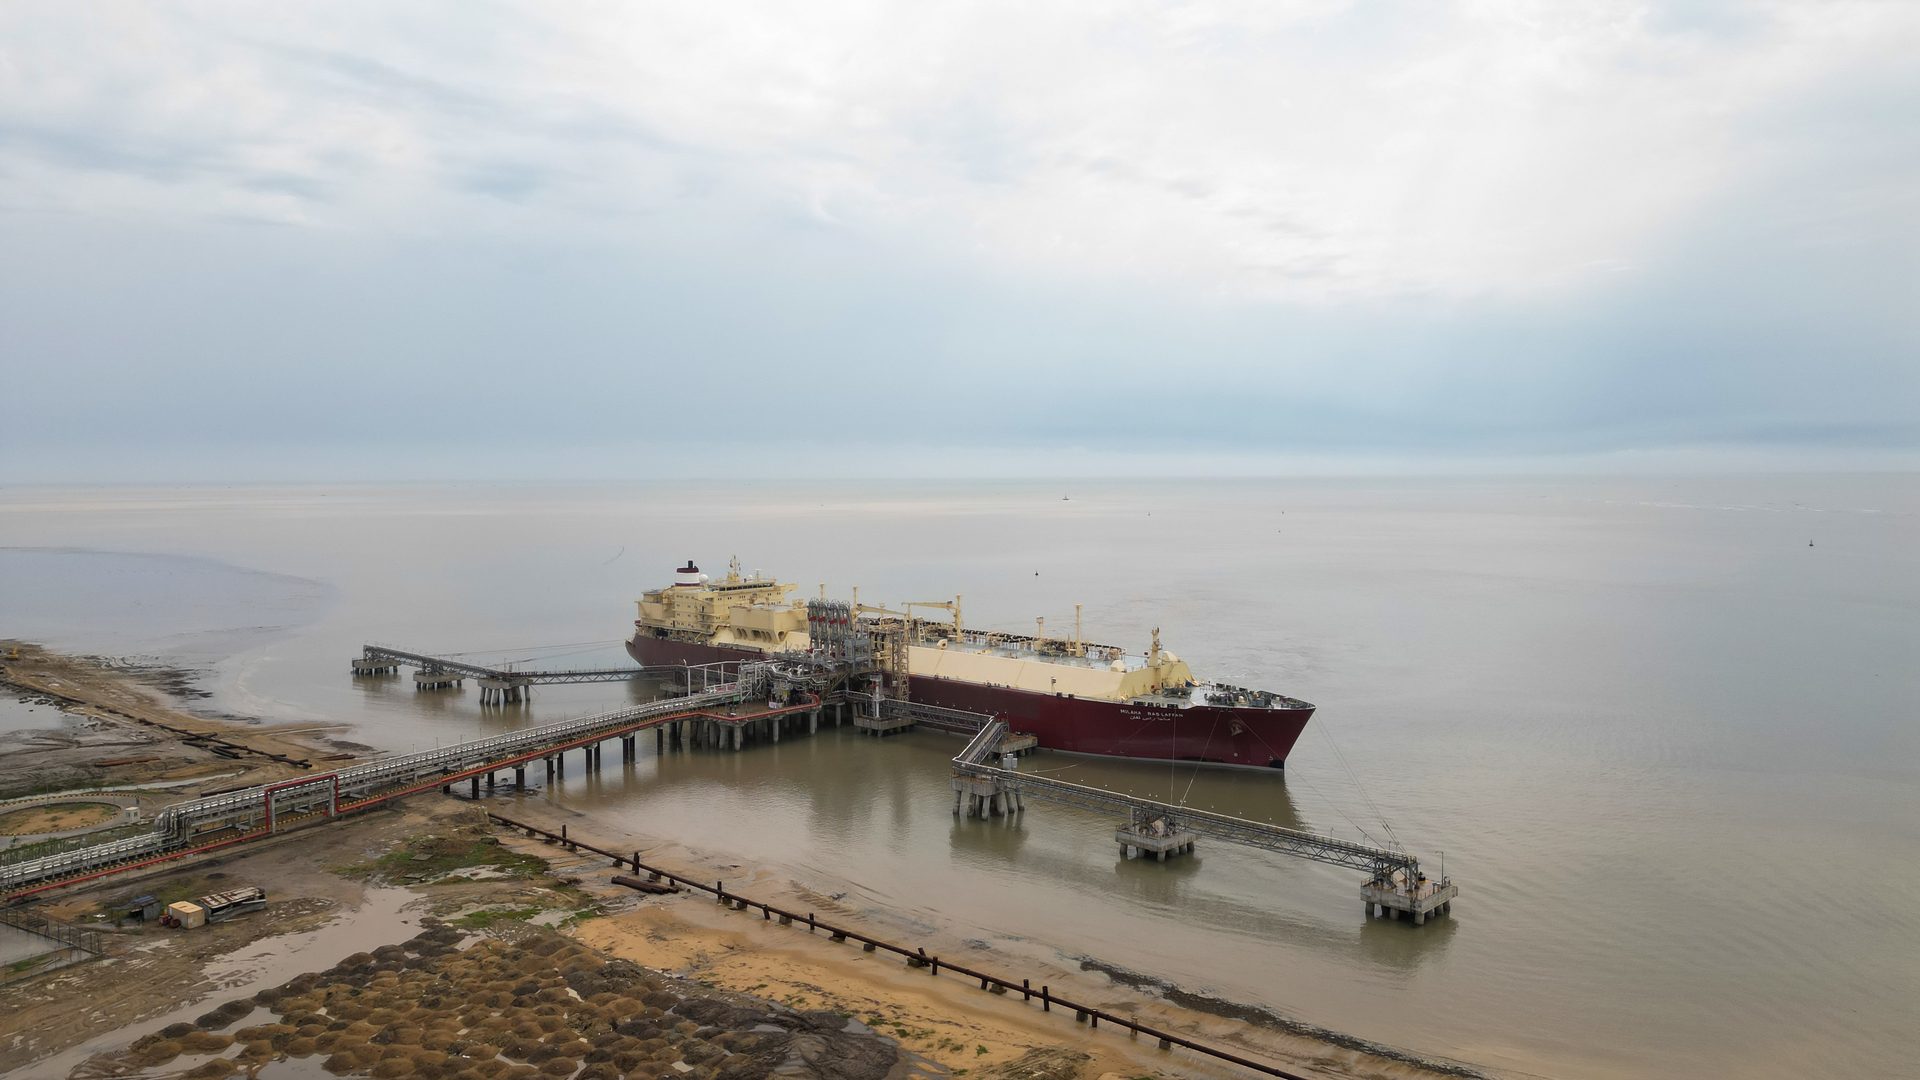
635 559 810 652
627 559 1314 768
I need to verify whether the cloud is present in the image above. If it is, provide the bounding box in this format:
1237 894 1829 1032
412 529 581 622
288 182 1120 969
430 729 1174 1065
0 1 1914 480
5 3 1912 291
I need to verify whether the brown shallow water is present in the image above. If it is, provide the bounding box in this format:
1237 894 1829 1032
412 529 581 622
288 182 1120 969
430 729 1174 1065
23 888 423 1079
1 475 1915 1078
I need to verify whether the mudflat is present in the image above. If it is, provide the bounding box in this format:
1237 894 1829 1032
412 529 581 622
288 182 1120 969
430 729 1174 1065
4 787 1478 1080
0 641 1481 1078
0 640 350 801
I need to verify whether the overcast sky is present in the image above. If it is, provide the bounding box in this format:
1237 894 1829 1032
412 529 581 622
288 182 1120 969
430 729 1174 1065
1 1 1915 480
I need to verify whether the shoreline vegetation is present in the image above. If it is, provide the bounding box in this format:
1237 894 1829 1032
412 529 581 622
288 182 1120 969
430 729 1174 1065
0 641 1490 1080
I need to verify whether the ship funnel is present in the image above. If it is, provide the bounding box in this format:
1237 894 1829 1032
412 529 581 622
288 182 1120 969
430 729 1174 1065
674 561 706 588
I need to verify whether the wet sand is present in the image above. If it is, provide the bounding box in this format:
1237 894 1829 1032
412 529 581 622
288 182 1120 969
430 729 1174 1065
0 638 1497 1076
576 896 1417 1080
3 783 1480 1080
0 640 350 801
3 798 583 1075
0 643 1496 1079
510 811 1471 1080
98 924 908 1080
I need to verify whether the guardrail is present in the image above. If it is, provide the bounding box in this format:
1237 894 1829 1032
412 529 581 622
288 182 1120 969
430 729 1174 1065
487 811 1317 1080
360 644 746 686
885 698 998 735
948 720 1420 878
955 717 1006 765
1 675 778 899
0 904 104 955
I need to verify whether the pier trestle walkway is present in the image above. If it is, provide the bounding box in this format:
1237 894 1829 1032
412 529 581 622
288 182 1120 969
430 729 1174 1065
353 644 750 702
0 665 826 902
949 719 1459 924
8 651 1454 924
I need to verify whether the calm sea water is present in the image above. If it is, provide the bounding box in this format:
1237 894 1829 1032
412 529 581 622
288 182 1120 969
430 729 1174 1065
1 477 1914 1079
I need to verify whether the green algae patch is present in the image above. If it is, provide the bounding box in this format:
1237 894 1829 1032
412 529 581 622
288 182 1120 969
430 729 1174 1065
344 830 547 885
451 905 544 929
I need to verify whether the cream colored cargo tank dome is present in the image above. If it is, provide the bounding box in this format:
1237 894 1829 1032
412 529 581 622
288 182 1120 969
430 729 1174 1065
635 557 810 652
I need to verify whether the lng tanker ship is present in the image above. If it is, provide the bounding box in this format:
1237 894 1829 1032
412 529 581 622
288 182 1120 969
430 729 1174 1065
625 559 1315 769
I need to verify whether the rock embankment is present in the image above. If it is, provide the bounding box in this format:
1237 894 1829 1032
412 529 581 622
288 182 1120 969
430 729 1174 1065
112 921 900 1080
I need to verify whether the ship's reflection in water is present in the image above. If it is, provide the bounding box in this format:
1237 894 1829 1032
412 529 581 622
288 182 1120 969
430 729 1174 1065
16 475 1913 1080
504 723 1442 992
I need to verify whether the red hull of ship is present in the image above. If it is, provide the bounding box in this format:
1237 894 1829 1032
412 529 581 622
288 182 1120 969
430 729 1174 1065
627 636 1311 768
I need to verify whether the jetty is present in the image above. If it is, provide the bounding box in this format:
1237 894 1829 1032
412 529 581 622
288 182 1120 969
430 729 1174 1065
352 643 702 704
948 718 1455 924
5 604 1455 926
353 607 1457 924
0 672 823 901
488 810 1331 1080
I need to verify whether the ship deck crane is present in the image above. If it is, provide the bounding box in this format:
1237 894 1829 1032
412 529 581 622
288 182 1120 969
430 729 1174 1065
902 596 963 640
